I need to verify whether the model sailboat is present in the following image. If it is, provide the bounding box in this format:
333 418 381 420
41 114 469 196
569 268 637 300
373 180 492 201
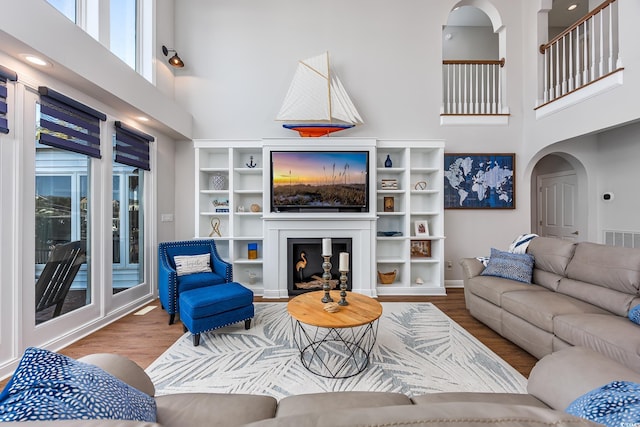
276 52 363 137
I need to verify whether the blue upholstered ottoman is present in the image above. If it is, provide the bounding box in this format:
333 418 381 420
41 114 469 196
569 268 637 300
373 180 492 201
179 282 254 346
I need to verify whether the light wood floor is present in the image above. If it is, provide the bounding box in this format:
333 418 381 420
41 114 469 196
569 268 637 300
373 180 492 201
1 289 538 387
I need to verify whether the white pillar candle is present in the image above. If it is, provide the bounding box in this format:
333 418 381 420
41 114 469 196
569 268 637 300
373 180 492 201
339 252 349 271
322 238 332 256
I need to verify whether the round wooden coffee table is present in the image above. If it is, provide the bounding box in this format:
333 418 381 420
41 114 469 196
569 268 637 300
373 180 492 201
287 290 383 378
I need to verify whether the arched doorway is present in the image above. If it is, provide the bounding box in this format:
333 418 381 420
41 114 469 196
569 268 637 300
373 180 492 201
531 153 586 241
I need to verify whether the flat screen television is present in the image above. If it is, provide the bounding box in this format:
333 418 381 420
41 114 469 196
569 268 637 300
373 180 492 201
270 150 369 213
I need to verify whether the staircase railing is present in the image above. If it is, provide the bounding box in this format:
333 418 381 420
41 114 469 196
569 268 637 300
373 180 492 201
441 59 506 115
539 0 621 106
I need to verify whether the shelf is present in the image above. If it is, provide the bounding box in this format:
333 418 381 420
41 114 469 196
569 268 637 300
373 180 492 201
200 167 228 172
410 167 439 173
200 211 230 216
234 167 263 174
234 189 262 194
377 167 404 173
378 189 405 194
377 256 406 263
410 211 440 216
234 258 263 264
200 190 229 194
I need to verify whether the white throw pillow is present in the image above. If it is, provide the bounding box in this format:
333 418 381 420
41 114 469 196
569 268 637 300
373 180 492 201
173 254 212 276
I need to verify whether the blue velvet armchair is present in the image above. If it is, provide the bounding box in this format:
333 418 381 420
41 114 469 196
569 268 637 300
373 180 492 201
158 239 232 324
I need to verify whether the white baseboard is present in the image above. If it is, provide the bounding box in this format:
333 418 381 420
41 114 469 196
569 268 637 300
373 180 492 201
445 280 464 288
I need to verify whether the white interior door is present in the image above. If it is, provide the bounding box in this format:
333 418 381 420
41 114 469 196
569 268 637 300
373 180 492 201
537 172 580 240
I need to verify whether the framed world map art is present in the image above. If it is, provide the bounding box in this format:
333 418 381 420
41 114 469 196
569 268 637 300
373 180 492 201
444 153 515 209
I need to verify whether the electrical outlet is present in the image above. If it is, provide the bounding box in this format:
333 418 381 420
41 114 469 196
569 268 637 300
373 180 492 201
446 260 453 270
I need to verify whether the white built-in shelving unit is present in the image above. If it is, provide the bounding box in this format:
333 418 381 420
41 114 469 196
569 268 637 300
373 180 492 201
375 140 445 295
194 139 444 297
194 141 265 292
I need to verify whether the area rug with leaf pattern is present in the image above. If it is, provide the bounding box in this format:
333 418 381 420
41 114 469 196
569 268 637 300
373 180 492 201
145 303 527 400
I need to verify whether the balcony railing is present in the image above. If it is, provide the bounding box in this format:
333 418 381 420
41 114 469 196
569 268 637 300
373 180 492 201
539 0 621 106
441 59 506 115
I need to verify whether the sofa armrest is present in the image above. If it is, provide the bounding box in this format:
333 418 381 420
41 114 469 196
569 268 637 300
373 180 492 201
459 258 485 279
212 255 233 282
527 346 640 410
78 353 155 397
158 252 178 314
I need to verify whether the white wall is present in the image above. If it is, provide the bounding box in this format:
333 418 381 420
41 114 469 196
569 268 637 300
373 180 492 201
596 122 640 233
442 26 499 59
171 0 531 281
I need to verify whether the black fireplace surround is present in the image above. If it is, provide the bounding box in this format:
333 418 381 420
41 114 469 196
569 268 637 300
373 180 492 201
287 238 353 296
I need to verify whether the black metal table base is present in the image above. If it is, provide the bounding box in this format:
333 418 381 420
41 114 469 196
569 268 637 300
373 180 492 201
290 318 379 379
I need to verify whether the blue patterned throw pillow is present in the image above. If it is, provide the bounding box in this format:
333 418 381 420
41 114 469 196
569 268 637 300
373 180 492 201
0 347 156 422
629 305 640 325
566 380 640 427
480 247 535 284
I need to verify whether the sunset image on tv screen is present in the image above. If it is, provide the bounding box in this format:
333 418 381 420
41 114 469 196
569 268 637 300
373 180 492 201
271 151 368 209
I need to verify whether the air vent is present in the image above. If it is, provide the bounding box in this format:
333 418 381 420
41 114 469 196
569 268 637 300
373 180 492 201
603 230 640 248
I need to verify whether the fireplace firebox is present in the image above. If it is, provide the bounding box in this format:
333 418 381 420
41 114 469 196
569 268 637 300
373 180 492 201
287 238 352 296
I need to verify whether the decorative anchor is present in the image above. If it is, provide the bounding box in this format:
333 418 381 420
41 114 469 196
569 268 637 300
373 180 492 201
246 156 257 168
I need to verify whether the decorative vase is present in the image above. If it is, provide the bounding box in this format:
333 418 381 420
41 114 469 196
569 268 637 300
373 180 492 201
209 174 225 190
384 154 392 168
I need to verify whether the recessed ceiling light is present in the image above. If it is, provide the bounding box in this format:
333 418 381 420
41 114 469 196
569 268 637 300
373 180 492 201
567 4 578 11
20 54 51 67
137 116 150 122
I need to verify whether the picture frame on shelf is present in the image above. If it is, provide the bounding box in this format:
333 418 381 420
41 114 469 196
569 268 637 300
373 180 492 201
383 196 394 212
414 220 429 237
410 240 431 258
444 153 515 209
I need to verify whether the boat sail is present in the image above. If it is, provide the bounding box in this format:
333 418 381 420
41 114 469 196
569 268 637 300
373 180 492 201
276 52 363 137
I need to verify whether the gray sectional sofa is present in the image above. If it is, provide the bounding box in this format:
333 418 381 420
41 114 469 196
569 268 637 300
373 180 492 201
461 236 640 371
6 345 640 426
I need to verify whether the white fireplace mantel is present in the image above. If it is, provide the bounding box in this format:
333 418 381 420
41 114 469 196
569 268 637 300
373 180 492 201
262 216 377 298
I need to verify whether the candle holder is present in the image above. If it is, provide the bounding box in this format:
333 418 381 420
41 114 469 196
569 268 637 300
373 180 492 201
338 270 349 306
321 255 334 303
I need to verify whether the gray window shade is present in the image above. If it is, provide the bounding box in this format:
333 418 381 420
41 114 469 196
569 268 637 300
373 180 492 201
38 87 106 158
114 121 154 171
0 65 17 134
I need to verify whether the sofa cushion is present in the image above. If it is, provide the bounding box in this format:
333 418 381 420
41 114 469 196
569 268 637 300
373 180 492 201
177 271 226 292
155 393 276 427
277 392 411 418
566 380 640 427
164 242 215 269
0 348 156 422
630 304 640 325
481 248 534 283
565 242 640 294
526 237 576 276
245 402 599 427
411 392 548 408
174 254 212 276
466 275 545 307
501 290 607 333
557 277 636 317
528 346 640 411
531 269 564 292
553 313 640 372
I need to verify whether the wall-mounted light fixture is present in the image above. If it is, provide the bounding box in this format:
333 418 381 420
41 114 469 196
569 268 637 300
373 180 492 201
162 45 185 68
567 3 578 11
